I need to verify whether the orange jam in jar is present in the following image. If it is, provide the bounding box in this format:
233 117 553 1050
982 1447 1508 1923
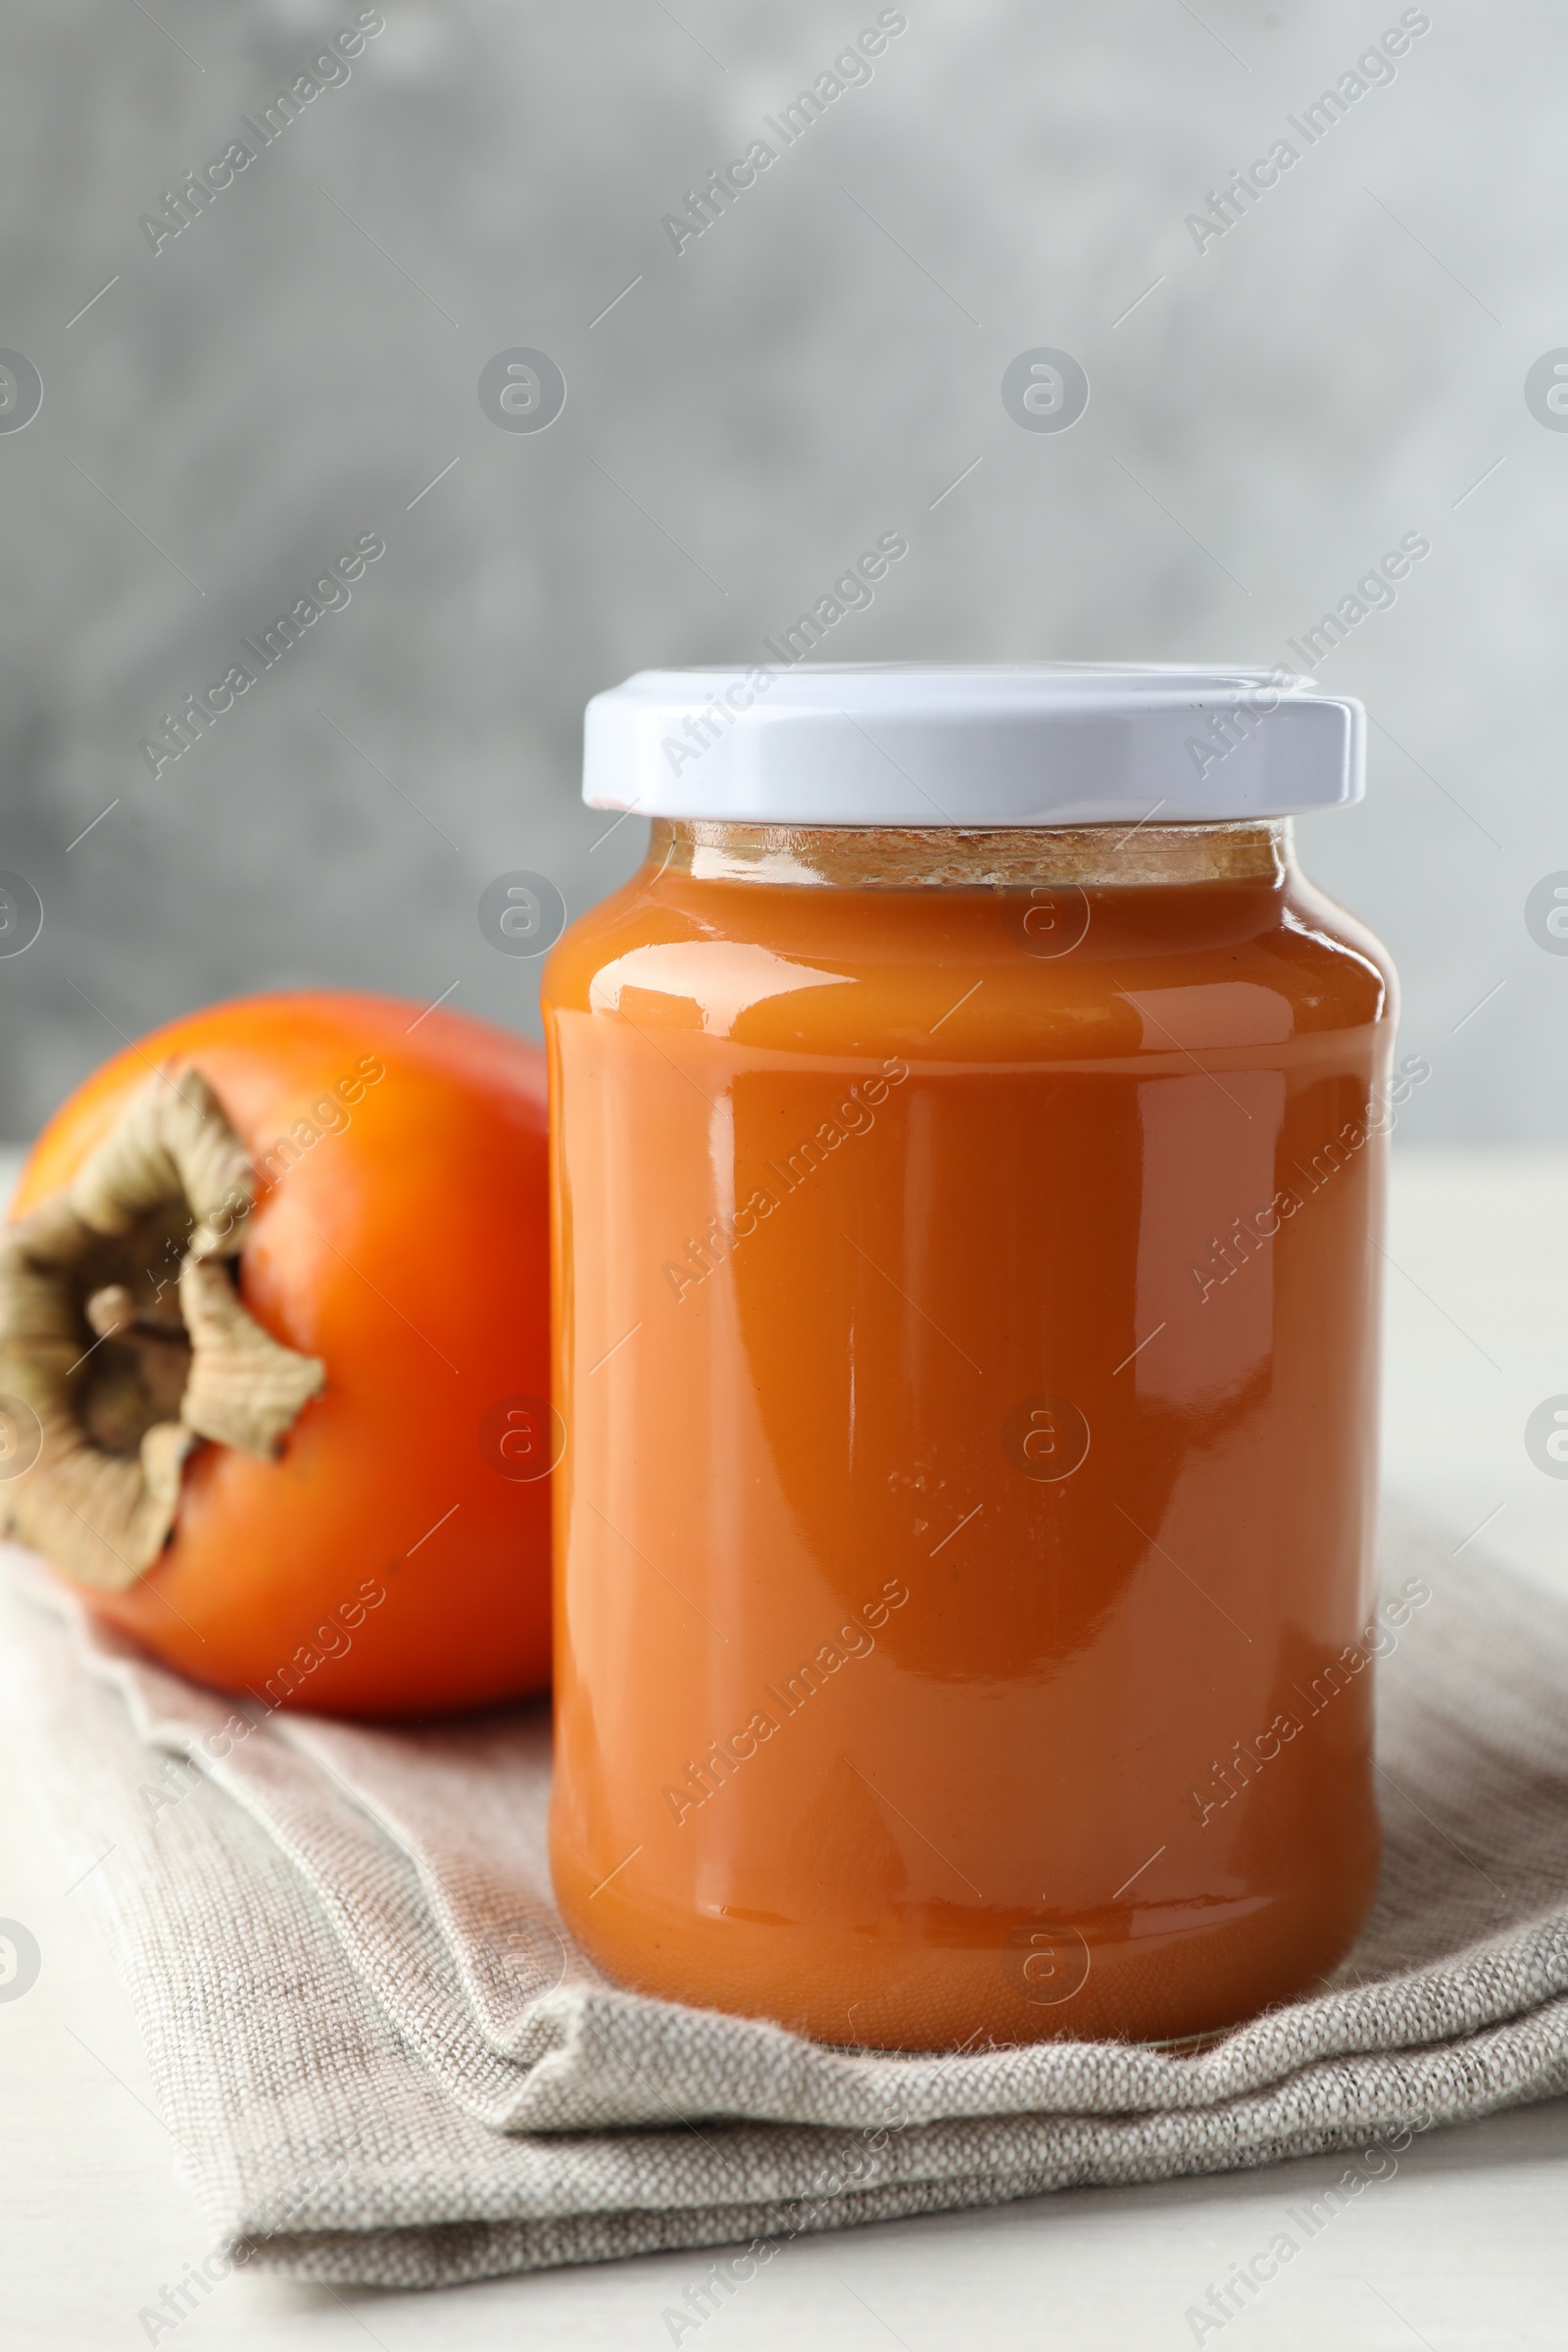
545 666 1400 2049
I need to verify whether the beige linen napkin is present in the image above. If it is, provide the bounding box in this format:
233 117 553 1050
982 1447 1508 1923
2 1506 1567 2288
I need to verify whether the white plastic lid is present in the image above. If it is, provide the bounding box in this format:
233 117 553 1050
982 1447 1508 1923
582 663 1363 827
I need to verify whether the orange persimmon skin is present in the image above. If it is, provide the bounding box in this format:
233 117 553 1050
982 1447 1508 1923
11 990 552 1717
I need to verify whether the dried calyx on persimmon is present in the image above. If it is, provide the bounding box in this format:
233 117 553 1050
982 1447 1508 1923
0 1066 324 1591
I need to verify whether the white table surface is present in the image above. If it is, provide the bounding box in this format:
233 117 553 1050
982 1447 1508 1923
4 1144 1568 2350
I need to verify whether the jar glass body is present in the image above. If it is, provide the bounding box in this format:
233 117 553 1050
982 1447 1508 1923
543 818 1396 2049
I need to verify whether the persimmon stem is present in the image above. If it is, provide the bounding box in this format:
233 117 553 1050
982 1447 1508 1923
0 1066 325 1592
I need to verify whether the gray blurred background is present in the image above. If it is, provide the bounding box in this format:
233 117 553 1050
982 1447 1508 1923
0 0 1563 1140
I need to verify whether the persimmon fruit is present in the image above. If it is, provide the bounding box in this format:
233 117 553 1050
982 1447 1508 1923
0 990 553 1716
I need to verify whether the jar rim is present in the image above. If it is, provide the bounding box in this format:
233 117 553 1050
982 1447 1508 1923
655 816 1293 890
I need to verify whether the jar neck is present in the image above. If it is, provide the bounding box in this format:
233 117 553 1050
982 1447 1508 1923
651 818 1294 889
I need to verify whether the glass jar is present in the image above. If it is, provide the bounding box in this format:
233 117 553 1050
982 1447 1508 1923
545 665 1400 2050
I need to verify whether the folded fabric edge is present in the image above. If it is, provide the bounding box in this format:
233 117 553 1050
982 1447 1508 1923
231 2064 1568 2291
517 1907 1568 2136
